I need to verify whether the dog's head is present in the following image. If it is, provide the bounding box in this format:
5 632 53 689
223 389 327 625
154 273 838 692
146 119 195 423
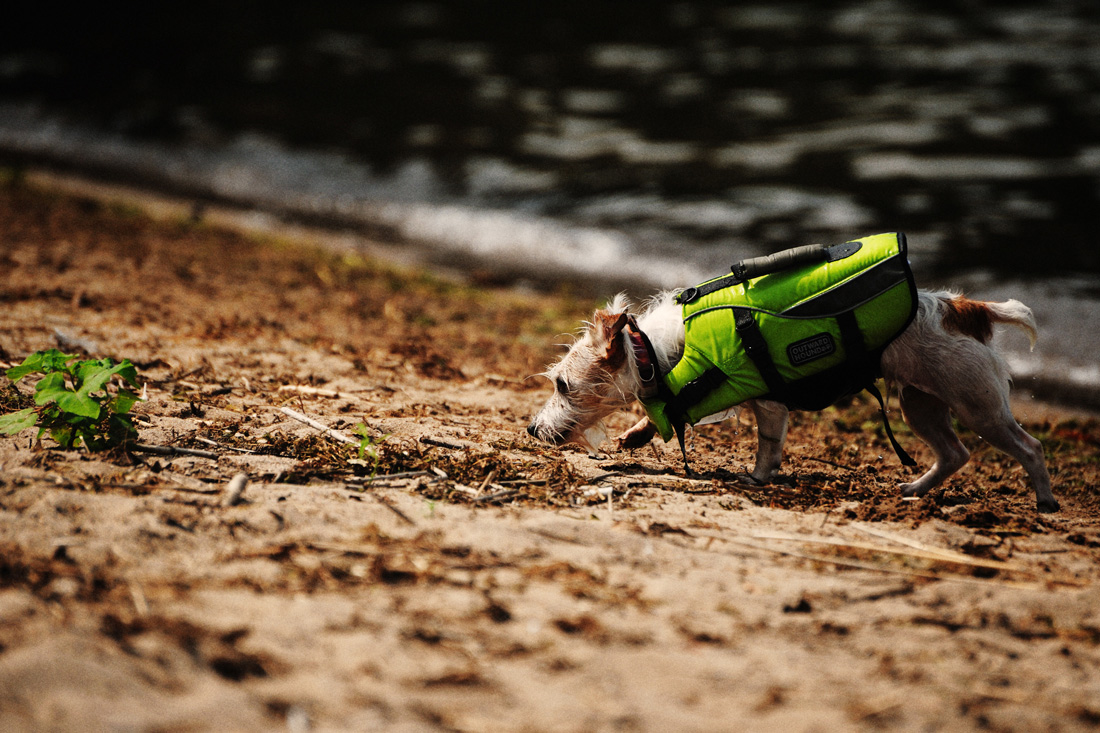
526 298 637 451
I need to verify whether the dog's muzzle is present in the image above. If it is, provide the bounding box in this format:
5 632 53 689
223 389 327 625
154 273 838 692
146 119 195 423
527 421 566 446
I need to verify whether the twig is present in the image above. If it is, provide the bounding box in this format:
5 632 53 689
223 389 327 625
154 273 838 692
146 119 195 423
132 443 218 459
419 436 471 450
347 470 433 485
373 494 415 525
850 524 1019 567
751 530 1024 572
693 531 1052 589
475 469 497 498
621 473 714 486
276 406 357 445
796 454 856 472
474 488 523 503
278 385 340 398
222 472 249 507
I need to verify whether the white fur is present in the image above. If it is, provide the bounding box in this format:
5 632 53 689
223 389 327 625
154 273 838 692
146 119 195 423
528 289 1059 513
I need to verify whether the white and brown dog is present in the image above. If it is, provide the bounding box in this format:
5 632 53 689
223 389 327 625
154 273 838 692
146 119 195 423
527 289 1059 513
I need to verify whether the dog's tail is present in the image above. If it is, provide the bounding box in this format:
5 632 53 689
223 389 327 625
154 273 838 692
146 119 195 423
940 293 1038 350
986 299 1038 350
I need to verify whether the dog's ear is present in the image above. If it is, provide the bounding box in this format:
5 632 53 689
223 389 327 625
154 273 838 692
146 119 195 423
594 310 630 366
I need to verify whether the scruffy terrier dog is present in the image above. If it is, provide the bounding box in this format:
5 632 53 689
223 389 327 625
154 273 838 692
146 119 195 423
527 290 1059 513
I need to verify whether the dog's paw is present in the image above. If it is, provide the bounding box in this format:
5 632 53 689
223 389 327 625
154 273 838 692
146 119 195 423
616 418 658 450
735 472 765 486
900 482 929 498
1037 496 1061 513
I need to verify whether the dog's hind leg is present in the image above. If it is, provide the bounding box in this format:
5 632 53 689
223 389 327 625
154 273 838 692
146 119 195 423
898 387 970 498
949 387 1059 513
747 399 789 483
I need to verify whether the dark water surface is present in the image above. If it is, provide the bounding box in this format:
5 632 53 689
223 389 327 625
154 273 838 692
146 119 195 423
1 2 1098 403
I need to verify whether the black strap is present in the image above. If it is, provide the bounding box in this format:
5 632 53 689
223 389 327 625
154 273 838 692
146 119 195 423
837 311 914 466
676 274 742 305
672 420 693 476
663 367 728 422
663 367 728 476
733 308 787 401
866 381 917 467
836 310 866 363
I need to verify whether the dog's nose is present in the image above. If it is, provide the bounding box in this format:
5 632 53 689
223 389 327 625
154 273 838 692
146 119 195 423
526 423 538 439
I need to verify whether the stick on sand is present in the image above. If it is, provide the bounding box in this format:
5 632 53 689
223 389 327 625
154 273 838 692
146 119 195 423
277 407 358 445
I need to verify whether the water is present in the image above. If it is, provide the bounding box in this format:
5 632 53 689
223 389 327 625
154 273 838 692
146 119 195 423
1 2 1098 407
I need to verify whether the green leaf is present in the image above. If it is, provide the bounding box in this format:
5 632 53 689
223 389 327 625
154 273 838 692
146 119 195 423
114 361 140 388
33 372 69 404
76 361 123 394
110 390 140 415
107 414 138 445
5 363 39 383
32 371 100 419
0 408 37 434
49 424 77 448
6 350 76 382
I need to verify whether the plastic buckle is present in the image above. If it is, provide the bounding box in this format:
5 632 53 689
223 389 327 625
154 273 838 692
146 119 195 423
676 287 699 304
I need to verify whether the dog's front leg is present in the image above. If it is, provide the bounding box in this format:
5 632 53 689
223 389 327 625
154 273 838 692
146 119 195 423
616 416 658 450
747 399 789 483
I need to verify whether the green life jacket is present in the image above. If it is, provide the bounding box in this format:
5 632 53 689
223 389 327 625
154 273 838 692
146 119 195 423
640 232 918 465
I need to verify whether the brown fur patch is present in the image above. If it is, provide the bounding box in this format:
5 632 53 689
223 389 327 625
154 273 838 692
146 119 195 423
942 296 994 343
594 311 629 368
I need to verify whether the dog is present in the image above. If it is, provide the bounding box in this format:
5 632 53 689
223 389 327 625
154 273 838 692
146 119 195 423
527 289 1059 513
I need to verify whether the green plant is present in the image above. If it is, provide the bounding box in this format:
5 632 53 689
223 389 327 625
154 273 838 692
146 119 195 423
353 423 385 473
0 349 141 450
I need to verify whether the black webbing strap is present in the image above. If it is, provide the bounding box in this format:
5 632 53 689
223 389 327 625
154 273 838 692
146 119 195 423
671 420 692 476
663 367 728 476
675 274 742 305
733 308 787 401
836 310 865 363
663 367 728 421
838 310 916 467
866 381 917 467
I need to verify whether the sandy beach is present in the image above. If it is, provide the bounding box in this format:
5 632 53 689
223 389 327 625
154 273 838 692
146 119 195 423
1 174 1099 732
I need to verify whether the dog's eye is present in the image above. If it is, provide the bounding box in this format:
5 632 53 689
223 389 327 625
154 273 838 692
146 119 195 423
555 377 569 396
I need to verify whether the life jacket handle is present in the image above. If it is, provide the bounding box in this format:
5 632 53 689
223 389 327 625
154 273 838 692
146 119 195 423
732 243 827 281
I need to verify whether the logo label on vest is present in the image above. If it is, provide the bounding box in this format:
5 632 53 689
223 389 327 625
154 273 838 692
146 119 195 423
787 333 836 366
